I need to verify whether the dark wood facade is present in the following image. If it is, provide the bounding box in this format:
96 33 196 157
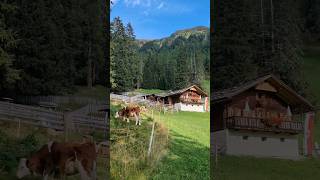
145 85 209 111
212 75 314 134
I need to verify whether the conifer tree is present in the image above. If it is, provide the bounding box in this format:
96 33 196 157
0 1 19 93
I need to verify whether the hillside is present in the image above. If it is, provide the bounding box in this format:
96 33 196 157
136 26 210 91
138 26 209 50
111 17 210 92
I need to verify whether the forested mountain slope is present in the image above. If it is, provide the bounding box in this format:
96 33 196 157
138 26 210 90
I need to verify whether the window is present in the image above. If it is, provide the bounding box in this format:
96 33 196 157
242 136 248 140
261 137 267 141
280 138 285 142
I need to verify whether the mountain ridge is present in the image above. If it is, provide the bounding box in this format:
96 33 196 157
136 26 209 49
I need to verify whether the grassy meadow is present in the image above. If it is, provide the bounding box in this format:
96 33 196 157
110 102 169 180
135 89 165 95
213 156 320 180
151 111 210 180
110 99 210 180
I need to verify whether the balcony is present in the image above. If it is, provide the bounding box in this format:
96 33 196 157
179 98 203 104
226 116 303 134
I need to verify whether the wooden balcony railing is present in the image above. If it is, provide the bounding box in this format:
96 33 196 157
179 97 202 104
226 116 304 133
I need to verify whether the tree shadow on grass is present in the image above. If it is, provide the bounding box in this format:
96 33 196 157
151 130 210 180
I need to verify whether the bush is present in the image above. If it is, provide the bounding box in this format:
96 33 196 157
0 130 39 174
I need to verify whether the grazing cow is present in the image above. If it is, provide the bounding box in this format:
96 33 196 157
17 141 97 180
16 142 54 180
115 106 142 125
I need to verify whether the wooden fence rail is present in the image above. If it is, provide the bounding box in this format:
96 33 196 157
0 102 108 132
14 96 108 106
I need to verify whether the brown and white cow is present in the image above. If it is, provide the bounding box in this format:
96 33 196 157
17 141 97 180
115 106 142 125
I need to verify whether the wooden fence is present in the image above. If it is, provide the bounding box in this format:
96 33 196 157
14 96 108 106
0 102 108 132
110 93 157 106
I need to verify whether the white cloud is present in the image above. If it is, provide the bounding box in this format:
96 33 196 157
111 0 119 6
122 0 191 16
125 0 150 7
157 2 164 9
143 10 150 16
124 0 164 8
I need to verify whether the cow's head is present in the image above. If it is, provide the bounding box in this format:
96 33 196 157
16 158 31 179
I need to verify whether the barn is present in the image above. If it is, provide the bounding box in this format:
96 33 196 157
211 75 314 159
145 85 209 112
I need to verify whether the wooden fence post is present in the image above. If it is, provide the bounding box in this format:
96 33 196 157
16 118 21 138
148 122 156 157
215 145 218 167
64 112 71 142
152 109 154 119
104 111 108 140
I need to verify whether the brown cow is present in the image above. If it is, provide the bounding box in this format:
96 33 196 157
17 141 97 180
115 106 142 125
16 143 54 180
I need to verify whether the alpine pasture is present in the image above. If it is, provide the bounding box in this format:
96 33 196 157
110 98 210 180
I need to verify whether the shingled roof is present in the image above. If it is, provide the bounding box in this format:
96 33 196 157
212 74 314 112
153 85 208 98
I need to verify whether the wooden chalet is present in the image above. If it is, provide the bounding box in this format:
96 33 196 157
145 85 209 112
211 74 314 159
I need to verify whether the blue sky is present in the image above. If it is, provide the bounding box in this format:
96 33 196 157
110 0 210 40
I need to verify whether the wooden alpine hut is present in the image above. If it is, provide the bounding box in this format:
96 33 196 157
211 74 314 159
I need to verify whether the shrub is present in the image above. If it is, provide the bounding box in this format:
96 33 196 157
0 130 39 174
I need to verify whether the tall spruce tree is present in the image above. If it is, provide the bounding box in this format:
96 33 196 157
213 0 308 95
1 0 105 95
111 17 138 92
175 46 190 89
0 1 19 93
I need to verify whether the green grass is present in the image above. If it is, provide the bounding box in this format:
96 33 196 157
110 102 209 180
151 111 210 180
213 156 320 180
110 102 168 180
201 80 210 96
72 85 108 99
135 88 165 94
